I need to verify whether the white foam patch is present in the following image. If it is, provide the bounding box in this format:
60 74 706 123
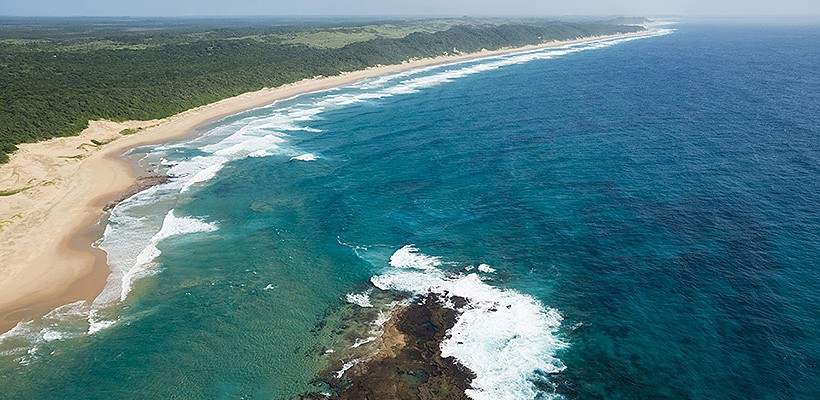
94 185 171 310
206 133 287 159
0 320 33 346
335 30 674 101
93 205 220 328
157 31 672 199
352 336 377 348
336 358 364 379
290 153 318 162
90 99 315 319
160 118 295 194
372 246 566 400
119 209 217 302
87 310 117 335
477 264 496 273
345 290 374 308
179 161 225 193
389 244 442 270
0 301 90 363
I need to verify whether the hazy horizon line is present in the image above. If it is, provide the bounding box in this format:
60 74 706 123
3 14 820 19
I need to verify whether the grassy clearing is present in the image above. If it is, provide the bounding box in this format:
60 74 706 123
279 23 447 49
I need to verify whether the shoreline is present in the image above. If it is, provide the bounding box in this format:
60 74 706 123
0 30 651 334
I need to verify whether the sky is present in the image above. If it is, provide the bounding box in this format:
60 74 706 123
1 0 819 17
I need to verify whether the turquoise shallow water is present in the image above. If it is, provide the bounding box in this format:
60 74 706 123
1 23 819 399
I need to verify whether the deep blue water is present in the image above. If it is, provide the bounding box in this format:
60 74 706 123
1 23 818 399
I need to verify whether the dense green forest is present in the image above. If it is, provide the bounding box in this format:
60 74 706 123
0 18 645 162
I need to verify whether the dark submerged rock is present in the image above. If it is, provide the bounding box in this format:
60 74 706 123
103 175 169 211
302 293 476 400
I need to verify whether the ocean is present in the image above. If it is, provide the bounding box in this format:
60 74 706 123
1 22 818 399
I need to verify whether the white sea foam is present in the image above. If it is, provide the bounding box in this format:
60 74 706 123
0 320 33 347
87 311 117 335
345 290 374 308
93 205 219 335
477 264 496 273
290 153 318 162
119 210 217 302
0 301 90 362
206 133 287 159
389 244 442 270
338 31 669 102
372 246 566 400
94 185 170 309
83 106 301 339
158 30 671 199
336 358 363 379
90 104 307 317
180 162 225 193
312 30 673 112
351 336 377 348
158 115 295 194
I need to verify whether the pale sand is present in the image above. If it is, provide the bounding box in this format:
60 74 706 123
0 31 649 333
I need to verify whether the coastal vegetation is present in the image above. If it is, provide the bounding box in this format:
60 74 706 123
0 17 644 162
0 187 31 196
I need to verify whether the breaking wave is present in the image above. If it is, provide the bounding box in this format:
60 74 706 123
372 245 567 400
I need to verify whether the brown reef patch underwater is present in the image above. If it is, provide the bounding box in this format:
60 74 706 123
302 294 476 399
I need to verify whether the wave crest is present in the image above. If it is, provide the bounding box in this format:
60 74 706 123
372 245 566 400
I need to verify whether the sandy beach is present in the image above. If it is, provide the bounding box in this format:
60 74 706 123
0 31 648 334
